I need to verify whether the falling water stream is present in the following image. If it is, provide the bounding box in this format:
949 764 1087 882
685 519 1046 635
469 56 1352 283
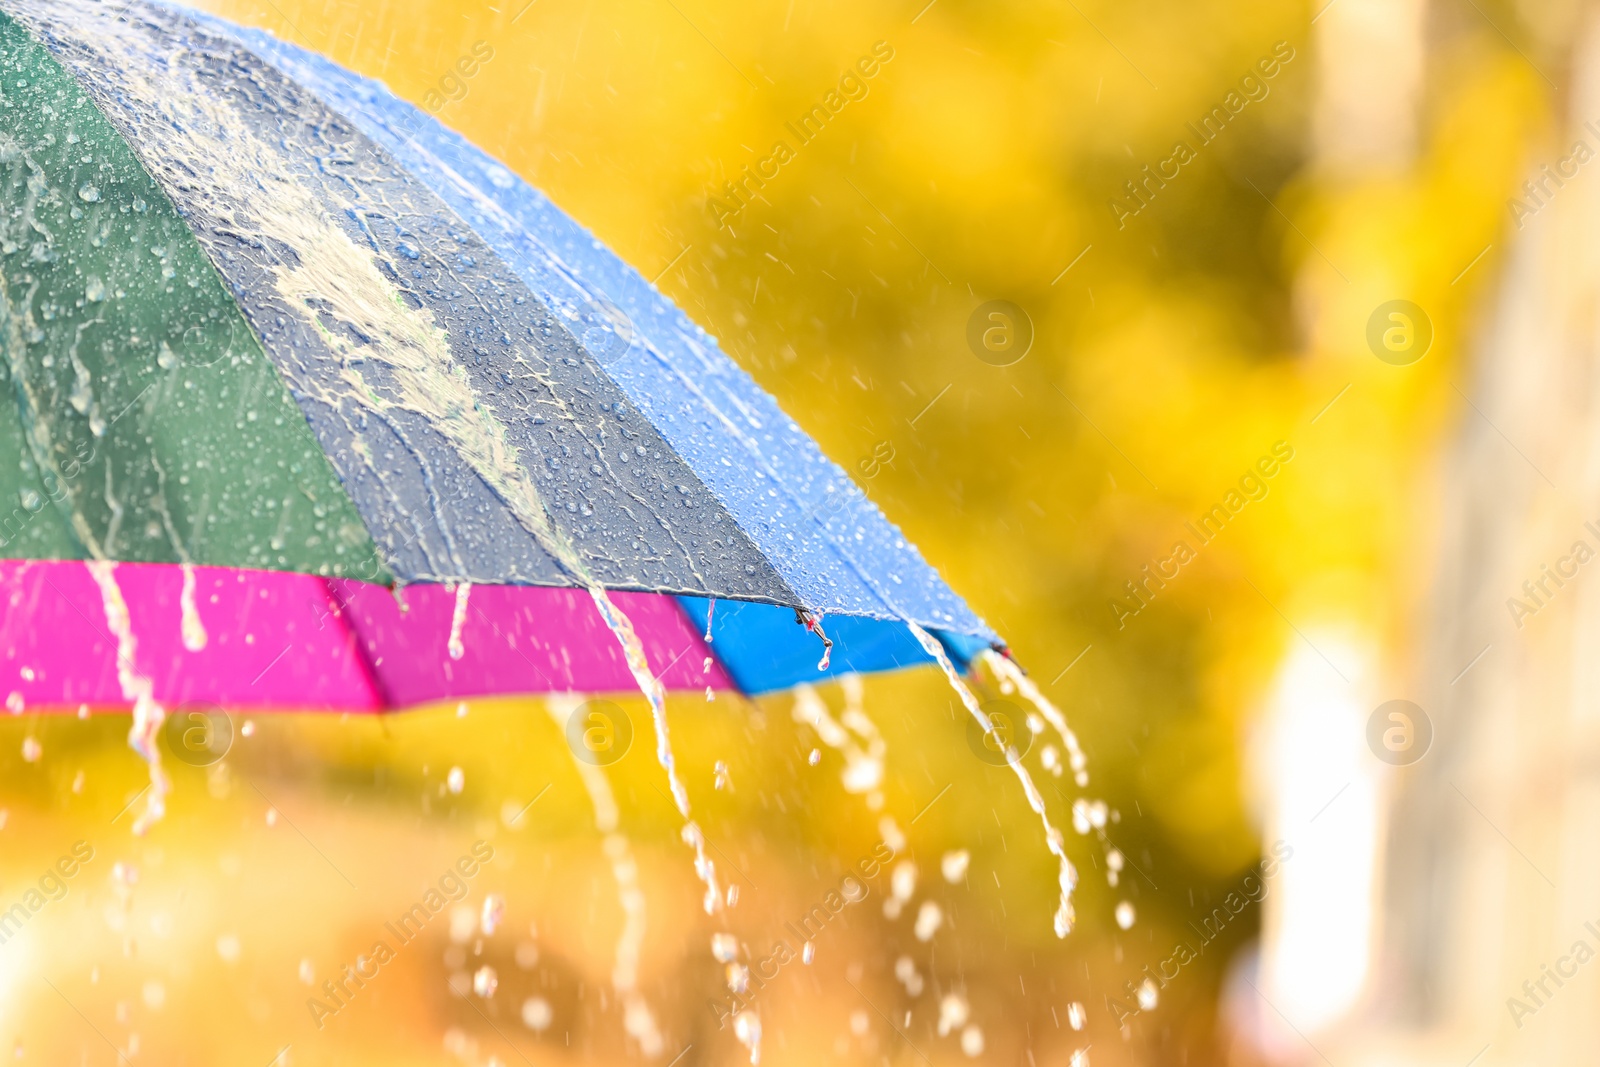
587 586 722 916
908 623 1078 938
447 581 471 661
86 561 169 835
981 650 1089 788
178 562 208 653
544 695 665 1058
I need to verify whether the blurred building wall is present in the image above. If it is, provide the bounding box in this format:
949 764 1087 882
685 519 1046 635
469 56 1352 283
1352 7 1600 1067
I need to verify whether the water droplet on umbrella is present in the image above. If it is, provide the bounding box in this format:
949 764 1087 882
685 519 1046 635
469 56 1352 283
1115 901 1136 929
941 850 970 883
1067 1001 1086 1030
914 900 943 941
241 720 255 737
20 738 40 763
1137 977 1159 1010
5 692 23 715
711 932 738 963
298 959 315 985
447 766 465 794
76 183 100 202
1071 1049 1091 1067
807 748 821 766
216 933 241 963
84 275 105 302
801 941 814 964
713 760 732 791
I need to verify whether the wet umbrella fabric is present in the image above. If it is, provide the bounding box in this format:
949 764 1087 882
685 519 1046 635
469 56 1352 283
0 0 998 707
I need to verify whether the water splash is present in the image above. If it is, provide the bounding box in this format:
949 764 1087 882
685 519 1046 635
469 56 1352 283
981 650 1088 787
86 561 168 835
178 562 208 653
448 581 471 661
792 681 883 796
909 623 1077 937
544 695 665 1058
588 587 722 915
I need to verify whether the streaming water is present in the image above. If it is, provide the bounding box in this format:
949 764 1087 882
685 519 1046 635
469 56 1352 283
178 562 208 653
544 695 665 1058
86 561 168 835
588 586 722 916
704 597 715 642
447 581 471 661
980 650 1088 787
909 623 1077 937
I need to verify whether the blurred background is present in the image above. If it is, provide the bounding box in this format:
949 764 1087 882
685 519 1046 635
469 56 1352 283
6 0 1597 1062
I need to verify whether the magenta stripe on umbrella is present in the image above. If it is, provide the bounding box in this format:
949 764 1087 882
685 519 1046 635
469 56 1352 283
0 563 732 713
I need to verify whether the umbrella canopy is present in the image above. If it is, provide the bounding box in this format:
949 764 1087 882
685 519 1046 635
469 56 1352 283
0 0 999 708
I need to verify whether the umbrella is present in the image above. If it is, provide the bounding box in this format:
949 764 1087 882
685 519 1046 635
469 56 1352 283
0 0 998 708
0 5 1084 1016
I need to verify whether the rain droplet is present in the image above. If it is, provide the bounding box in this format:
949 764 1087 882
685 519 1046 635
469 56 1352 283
732 1010 761 1064
472 965 498 998
481 894 505 936
1067 1001 1086 1030
521 996 552 1031
6 692 23 715
1137 977 1159 1010
76 183 100 202
801 941 814 964
960 1024 985 1057
20 737 41 763
713 760 732 791
711 933 739 963
807 748 821 766
447 766 465 794
84 275 105 302
1115 901 1136 930
941 850 970 883
914 900 943 942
